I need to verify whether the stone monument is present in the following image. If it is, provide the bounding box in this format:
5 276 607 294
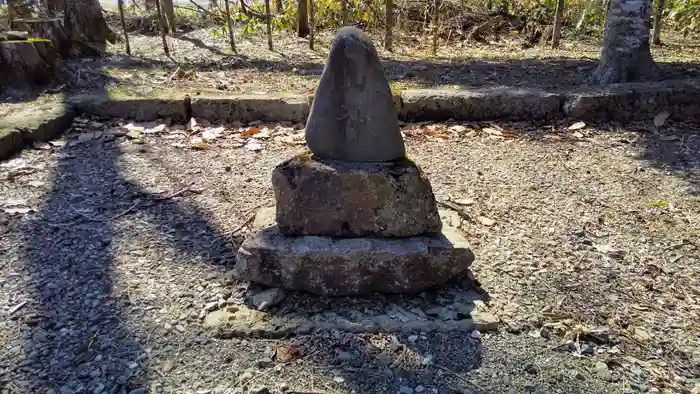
234 27 475 296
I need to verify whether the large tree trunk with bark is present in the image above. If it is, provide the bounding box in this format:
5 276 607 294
590 0 660 84
47 0 65 14
297 0 310 37
64 0 118 56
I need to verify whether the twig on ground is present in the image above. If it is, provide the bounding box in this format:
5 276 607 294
437 199 476 223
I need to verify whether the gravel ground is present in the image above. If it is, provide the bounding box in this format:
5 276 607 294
1 116 699 394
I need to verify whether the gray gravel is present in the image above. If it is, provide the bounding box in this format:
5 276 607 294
2 116 699 394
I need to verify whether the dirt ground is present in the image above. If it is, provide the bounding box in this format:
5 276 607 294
1 115 698 394
2 25 699 105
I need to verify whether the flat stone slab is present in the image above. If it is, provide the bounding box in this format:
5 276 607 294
234 217 474 296
272 154 441 237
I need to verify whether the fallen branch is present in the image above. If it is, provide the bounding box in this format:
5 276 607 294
437 199 476 223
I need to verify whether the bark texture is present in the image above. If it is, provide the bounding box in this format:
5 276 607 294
297 0 310 37
161 0 175 33
652 0 664 45
64 0 117 55
551 0 565 48
591 0 661 84
26 18 72 57
385 0 393 51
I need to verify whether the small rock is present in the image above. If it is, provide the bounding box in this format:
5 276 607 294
279 382 289 392
470 330 482 339
203 310 236 329
421 354 435 366
407 335 419 343
333 376 345 384
399 386 414 394
595 361 613 382
415 385 425 393
471 311 499 331
250 288 287 311
125 130 141 140
204 301 219 312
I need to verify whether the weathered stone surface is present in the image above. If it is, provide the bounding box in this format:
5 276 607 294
0 40 57 91
400 88 563 122
191 96 310 123
272 154 441 237
70 94 185 122
564 79 700 122
0 128 24 160
234 223 474 296
305 27 405 162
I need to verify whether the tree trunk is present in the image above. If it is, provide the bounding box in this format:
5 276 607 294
297 0 310 37
275 0 284 13
265 0 273 50
432 0 440 56
309 0 315 49
551 0 565 48
341 0 348 24
155 0 170 56
64 0 118 55
652 0 663 45
576 0 591 31
161 0 175 34
385 0 393 51
224 0 237 53
47 0 64 14
117 0 131 55
591 0 660 84
26 18 72 57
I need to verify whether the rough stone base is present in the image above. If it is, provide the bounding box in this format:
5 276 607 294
234 209 474 296
272 154 441 237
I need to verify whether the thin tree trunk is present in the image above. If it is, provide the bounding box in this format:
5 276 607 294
7 1 14 30
297 0 310 37
265 0 273 50
275 0 284 13
155 0 170 56
652 0 663 45
64 0 118 55
385 0 393 51
341 0 348 24
161 0 175 34
551 0 565 48
591 0 660 84
576 0 591 31
309 0 315 49
118 0 131 55
224 0 237 53
432 0 440 56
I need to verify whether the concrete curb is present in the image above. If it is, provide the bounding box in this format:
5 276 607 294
1 78 699 160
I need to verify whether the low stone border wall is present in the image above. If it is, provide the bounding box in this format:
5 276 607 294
2 78 699 159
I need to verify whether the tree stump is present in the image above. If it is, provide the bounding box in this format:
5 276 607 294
26 18 73 57
0 40 57 91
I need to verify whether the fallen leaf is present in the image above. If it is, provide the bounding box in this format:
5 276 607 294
449 125 468 133
32 141 51 150
28 180 46 188
189 137 209 150
659 135 678 141
245 140 263 151
275 344 299 363
202 127 225 141
187 118 199 131
568 121 586 130
631 327 652 342
241 126 261 137
3 207 33 214
454 198 475 206
653 111 669 127
477 216 496 226
143 124 167 134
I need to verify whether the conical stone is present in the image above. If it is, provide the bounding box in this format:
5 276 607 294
305 27 405 162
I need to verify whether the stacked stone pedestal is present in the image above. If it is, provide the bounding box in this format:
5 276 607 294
234 154 475 296
233 27 474 296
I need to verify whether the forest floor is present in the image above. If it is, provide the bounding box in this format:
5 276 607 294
2 27 700 107
1 114 699 394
